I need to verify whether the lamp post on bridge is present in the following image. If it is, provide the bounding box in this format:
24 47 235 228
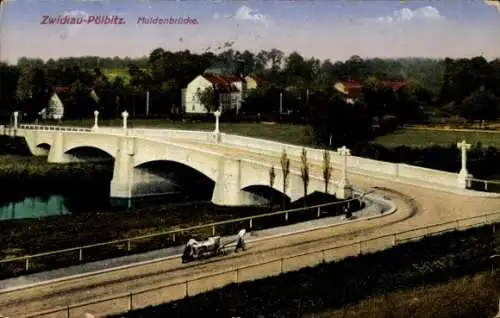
92 110 99 130
121 110 129 134
213 109 221 142
457 140 472 188
336 146 352 199
13 111 19 129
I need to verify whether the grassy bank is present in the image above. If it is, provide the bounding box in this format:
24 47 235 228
314 270 499 318
0 154 112 206
48 119 500 148
111 223 500 318
51 119 315 146
374 128 500 148
0 197 360 279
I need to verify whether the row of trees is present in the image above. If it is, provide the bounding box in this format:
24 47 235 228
270 148 334 209
2 50 500 146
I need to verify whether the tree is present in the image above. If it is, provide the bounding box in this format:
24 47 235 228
269 165 276 207
322 149 332 194
280 149 290 209
300 148 309 206
457 87 500 124
196 86 219 113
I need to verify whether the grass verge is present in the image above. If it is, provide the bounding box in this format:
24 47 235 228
110 223 500 318
47 119 315 146
314 270 499 318
374 128 500 148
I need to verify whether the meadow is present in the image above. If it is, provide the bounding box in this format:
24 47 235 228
374 128 500 148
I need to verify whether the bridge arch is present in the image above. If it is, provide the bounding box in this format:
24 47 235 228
65 146 115 160
132 141 219 182
36 143 51 151
64 144 116 158
241 184 290 205
131 160 216 198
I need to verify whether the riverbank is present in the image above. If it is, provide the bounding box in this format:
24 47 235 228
0 154 112 207
313 270 499 318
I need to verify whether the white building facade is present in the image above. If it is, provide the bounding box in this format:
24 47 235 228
183 74 246 114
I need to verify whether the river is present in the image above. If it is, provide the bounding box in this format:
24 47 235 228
0 189 214 221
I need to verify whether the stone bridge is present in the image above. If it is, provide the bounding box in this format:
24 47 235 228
0 122 491 206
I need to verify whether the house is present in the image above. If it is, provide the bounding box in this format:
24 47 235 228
39 86 69 120
182 74 247 114
334 80 408 104
244 75 264 90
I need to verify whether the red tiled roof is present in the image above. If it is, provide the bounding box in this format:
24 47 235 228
337 80 407 97
341 80 362 97
202 74 241 92
55 86 72 93
379 80 408 90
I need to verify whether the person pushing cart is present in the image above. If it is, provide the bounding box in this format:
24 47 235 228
235 228 246 252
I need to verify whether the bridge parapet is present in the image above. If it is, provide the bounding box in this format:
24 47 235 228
19 124 92 132
218 133 464 189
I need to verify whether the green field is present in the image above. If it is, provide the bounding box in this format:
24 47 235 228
52 119 500 149
101 69 132 84
374 128 500 148
57 119 315 146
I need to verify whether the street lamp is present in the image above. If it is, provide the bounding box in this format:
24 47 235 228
121 110 129 132
213 109 221 134
13 111 19 129
457 140 472 188
213 109 222 142
337 146 352 199
93 110 99 130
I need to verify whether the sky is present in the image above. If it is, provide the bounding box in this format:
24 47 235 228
1 0 500 64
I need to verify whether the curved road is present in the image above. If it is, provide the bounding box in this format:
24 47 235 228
1 137 500 316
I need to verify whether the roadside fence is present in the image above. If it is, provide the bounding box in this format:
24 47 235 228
469 178 500 193
0 197 363 279
24 210 500 318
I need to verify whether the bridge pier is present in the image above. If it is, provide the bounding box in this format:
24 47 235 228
212 157 264 206
109 137 135 206
47 132 72 163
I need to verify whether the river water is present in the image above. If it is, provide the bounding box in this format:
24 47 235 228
0 189 213 221
0 195 69 221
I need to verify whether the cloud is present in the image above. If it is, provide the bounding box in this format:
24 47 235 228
234 5 266 22
213 5 269 27
364 6 444 23
485 0 500 14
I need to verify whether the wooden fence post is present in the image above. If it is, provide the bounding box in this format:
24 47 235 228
79 248 83 261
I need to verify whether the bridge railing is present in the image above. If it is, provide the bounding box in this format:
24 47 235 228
24 209 500 318
219 133 466 189
18 124 92 132
0 197 366 278
469 178 500 193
